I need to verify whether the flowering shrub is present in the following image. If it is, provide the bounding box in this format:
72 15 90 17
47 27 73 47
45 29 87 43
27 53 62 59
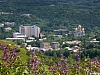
0 41 100 75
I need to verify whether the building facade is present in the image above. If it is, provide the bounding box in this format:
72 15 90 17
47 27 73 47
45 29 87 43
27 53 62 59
13 32 26 38
51 42 60 50
33 25 40 37
19 25 40 37
40 42 51 49
54 29 69 35
73 25 85 37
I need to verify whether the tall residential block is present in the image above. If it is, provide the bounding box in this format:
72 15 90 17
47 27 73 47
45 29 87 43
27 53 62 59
19 25 40 37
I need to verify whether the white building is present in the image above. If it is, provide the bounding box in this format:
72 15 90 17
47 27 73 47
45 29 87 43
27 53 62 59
19 25 40 37
6 38 25 41
26 46 39 51
5 27 12 31
33 25 40 37
13 32 26 38
4 22 15 26
73 25 85 37
64 40 81 44
0 24 4 27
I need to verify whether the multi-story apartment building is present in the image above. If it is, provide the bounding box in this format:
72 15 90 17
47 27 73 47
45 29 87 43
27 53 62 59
51 42 60 50
33 25 40 38
19 25 40 37
40 42 51 49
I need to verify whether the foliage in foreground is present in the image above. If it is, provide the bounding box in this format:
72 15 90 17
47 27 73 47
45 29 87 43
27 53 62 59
0 41 100 75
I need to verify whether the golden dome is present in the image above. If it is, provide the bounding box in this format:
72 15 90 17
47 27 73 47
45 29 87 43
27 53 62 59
75 28 78 31
82 28 84 31
78 25 81 29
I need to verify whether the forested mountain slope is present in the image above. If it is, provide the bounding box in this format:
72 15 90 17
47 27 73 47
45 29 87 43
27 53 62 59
0 0 100 34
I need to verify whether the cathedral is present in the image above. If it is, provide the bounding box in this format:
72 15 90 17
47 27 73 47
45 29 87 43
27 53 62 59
73 25 85 37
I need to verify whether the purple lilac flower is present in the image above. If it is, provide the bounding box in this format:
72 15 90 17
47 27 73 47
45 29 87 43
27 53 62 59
57 61 62 66
39 50 44 54
11 49 17 58
30 48 34 57
60 54 65 60
65 65 68 70
50 66 54 72
75 52 80 62
94 57 98 65
76 57 80 62
32 61 37 72
12 49 16 55
61 68 66 75
2 46 7 51
33 67 37 72
3 50 9 62
76 64 80 69
29 52 40 73
64 60 67 64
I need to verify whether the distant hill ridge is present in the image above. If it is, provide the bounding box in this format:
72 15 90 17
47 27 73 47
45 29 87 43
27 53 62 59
0 0 99 34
